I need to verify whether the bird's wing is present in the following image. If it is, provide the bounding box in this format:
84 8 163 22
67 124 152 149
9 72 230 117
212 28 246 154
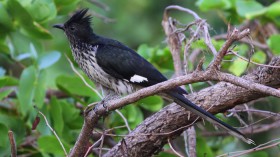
95 42 168 87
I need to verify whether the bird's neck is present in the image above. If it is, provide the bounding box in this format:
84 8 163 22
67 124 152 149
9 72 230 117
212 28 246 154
69 33 99 49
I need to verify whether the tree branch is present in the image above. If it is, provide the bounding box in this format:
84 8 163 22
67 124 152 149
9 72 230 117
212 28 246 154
103 57 280 157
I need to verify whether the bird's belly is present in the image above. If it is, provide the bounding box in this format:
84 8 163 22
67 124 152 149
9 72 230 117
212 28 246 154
79 59 136 95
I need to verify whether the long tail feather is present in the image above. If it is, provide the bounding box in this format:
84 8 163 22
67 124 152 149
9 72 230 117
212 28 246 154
167 91 255 145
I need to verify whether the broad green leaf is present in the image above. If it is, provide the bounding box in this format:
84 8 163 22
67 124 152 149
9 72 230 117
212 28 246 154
38 51 61 70
0 114 25 145
0 89 13 100
121 105 143 129
0 76 18 88
60 101 82 129
0 123 8 147
137 96 163 112
6 0 52 39
19 0 57 23
54 0 80 6
228 58 248 76
0 123 9 157
267 35 280 55
246 151 268 157
266 2 280 26
14 53 32 61
266 2 280 18
29 43 38 59
0 41 9 54
18 66 36 116
197 137 214 157
236 0 266 19
54 0 81 15
0 2 13 31
196 0 232 11
50 97 64 136
38 135 70 156
137 44 152 60
34 70 47 108
56 75 97 97
153 47 173 70
10 32 33 56
251 51 266 64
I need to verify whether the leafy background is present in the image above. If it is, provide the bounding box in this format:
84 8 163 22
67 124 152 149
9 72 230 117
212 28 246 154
0 0 280 156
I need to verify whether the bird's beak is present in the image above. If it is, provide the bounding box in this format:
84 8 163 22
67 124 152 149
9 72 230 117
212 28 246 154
53 24 65 31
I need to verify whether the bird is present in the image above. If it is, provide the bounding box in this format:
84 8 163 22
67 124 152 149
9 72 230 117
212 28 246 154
53 9 254 145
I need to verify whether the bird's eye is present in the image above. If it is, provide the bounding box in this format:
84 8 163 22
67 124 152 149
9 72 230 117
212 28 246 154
70 27 75 31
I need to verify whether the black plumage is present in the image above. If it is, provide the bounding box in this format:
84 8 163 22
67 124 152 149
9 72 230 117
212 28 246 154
53 9 254 144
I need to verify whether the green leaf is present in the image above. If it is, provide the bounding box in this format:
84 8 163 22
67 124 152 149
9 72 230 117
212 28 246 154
197 137 214 157
60 101 82 129
50 97 64 136
56 75 97 97
266 2 280 18
251 51 266 64
38 135 70 156
0 89 13 100
137 44 152 60
0 2 13 31
18 66 36 116
29 43 38 59
236 0 266 19
0 123 9 156
38 51 61 70
0 76 18 88
122 105 143 129
54 0 80 6
137 96 163 112
267 35 280 55
6 0 52 39
19 0 57 23
266 2 280 26
34 70 47 108
228 58 248 76
196 0 232 11
0 114 26 147
0 123 8 147
247 151 268 157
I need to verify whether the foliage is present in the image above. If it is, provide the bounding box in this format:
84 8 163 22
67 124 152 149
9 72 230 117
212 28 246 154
0 0 279 157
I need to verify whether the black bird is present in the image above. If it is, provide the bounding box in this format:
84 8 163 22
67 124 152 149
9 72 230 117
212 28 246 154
53 9 254 144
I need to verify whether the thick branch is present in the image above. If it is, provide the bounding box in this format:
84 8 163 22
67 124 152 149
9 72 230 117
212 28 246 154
70 57 280 156
104 57 280 157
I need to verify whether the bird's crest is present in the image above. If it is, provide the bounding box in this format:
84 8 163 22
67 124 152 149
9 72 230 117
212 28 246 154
65 8 92 26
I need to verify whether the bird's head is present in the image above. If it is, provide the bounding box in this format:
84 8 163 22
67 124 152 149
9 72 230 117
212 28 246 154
53 9 93 43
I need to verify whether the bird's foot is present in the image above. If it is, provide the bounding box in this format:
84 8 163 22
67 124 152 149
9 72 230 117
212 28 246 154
100 94 120 112
84 101 99 116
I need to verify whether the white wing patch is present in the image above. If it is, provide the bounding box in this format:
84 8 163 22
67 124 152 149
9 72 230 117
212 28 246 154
130 75 148 83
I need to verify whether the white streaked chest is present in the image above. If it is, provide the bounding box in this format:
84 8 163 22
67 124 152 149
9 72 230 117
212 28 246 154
70 44 136 95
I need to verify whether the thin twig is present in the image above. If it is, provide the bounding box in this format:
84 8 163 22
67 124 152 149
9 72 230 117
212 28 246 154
210 28 251 69
217 137 280 157
115 109 131 132
84 136 103 157
8 131 16 157
164 5 217 56
229 109 280 118
230 50 280 68
168 138 184 157
98 133 105 157
35 108 68 157
89 0 110 11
